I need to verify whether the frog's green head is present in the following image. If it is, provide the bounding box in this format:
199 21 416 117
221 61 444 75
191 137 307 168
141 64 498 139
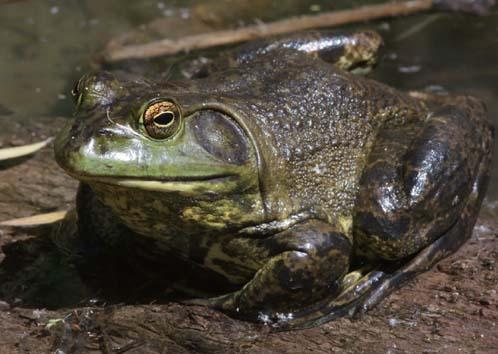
55 71 265 234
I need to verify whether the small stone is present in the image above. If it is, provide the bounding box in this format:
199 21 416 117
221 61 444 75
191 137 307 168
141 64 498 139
388 318 400 328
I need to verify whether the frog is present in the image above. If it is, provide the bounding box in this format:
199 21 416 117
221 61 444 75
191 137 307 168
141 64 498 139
54 30 494 330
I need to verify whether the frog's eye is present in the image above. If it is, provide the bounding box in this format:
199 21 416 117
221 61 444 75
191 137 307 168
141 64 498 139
143 100 182 139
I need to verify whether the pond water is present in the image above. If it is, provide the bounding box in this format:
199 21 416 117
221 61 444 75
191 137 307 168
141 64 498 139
1 0 497 211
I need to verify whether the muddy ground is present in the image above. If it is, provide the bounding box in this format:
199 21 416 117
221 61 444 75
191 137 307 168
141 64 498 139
0 119 497 353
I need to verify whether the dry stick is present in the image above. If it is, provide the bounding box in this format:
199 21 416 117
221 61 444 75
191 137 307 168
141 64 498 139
103 0 433 62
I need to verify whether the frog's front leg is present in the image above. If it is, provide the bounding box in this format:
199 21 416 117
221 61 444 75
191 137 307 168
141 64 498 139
189 219 352 324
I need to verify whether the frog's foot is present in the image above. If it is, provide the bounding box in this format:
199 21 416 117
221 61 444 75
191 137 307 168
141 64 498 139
184 269 386 330
186 219 354 328
276 269 387 330
183 220 391 331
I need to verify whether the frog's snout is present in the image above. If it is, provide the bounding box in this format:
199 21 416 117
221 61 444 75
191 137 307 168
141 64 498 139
72 71 121 111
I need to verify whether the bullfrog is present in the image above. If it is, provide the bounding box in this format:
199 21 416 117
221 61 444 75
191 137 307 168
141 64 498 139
54 30 493 330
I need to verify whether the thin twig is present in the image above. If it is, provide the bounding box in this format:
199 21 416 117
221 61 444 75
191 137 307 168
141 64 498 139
103 0 434 62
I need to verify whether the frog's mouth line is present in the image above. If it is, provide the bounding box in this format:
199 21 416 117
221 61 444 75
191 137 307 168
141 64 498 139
76 174 238 194
115 179 232 193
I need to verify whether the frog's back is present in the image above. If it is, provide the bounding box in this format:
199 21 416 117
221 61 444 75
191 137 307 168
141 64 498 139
200 50 427 218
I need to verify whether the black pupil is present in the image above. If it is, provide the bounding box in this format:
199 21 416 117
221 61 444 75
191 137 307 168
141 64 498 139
154 111 174 126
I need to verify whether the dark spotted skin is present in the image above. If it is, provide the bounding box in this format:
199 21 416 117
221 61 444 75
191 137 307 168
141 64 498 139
54 30 494 330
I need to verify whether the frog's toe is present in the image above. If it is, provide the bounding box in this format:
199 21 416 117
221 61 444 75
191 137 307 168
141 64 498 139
351 277 392 318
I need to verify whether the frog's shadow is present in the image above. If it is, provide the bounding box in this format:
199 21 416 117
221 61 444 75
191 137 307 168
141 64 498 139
0 227 235 309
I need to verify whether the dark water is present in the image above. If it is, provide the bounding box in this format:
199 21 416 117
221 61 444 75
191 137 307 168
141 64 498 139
0 0 497 210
